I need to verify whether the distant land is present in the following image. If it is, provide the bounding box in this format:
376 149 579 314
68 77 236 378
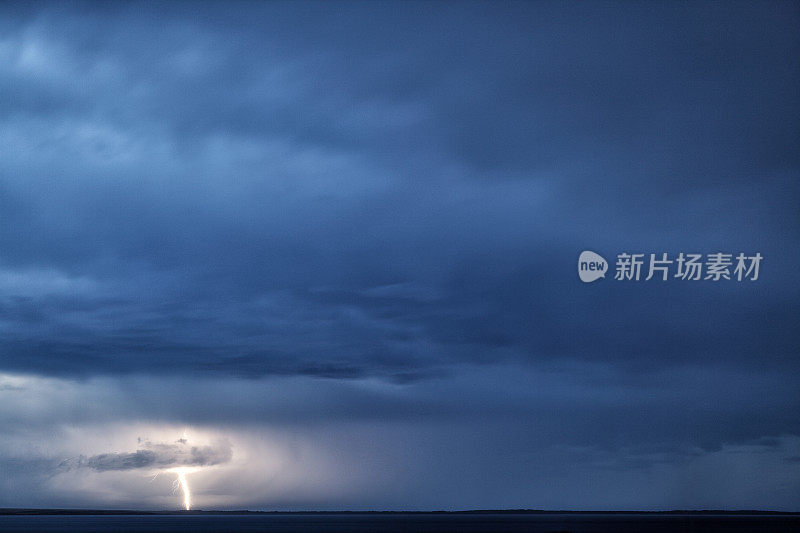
1 509 798 515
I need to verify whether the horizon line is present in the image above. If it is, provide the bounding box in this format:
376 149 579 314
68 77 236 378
2 508 799 515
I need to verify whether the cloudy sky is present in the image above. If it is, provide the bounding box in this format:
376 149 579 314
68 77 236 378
0 0 798 511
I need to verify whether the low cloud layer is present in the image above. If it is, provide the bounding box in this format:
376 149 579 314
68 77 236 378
66 437 233 472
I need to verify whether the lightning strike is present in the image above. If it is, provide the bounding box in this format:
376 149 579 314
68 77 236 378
176 468 191 510
168 466 200 510
71 430 231 510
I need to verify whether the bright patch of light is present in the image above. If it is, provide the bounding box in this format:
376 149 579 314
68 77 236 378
167 466 201 510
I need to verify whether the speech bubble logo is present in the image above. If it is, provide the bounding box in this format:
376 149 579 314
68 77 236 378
578 250 608 283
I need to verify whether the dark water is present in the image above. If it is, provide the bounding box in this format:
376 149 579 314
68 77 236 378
0 514 798 533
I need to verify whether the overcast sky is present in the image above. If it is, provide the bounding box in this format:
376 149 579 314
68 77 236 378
0 0 798 511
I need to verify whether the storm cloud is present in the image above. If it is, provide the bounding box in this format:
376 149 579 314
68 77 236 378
68 438 233 472
0 0 798 511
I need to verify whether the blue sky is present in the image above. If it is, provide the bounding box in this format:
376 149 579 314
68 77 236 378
0 1 798 510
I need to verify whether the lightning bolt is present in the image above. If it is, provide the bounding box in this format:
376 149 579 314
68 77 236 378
172 468 191 510
165 433 204 510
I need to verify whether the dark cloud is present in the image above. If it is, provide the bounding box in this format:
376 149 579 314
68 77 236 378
64 438 232 472
0 2 796 381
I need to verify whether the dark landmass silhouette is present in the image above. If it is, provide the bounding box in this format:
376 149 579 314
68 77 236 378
1 509 798 515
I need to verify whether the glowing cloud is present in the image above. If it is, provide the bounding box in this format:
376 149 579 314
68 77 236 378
62 433 232 509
